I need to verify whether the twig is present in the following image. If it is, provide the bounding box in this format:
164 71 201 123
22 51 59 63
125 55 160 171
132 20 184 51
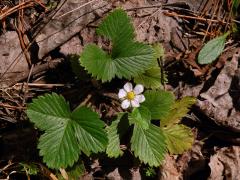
0 0 68 81
54 0 98 19
0 103 25 110
15 83 73 88
202 0 221 42
3 59 63 87
0 0 35 20
137 8 161 28
21 64 34 106
163 11 227 24
15 1 32 67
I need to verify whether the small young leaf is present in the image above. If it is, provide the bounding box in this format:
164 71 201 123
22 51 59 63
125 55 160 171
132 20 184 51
131 124 167 167
198 32 229 64
162 124 194 154
128 106 151 130
106 113 125 158
161 97 196 127
232 0 240 15
27 93 108 169
142 90 174 119
20 163 39 175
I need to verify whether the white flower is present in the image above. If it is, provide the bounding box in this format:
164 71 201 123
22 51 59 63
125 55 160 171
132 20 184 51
118 82 145 109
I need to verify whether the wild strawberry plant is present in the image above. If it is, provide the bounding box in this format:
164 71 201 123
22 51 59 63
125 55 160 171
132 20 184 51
107 85 196 166
26 8 196 178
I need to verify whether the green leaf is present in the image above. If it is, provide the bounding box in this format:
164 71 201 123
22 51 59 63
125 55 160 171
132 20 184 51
134 67 162 89
106 113 125 158
232 0 240 15
72 107 108 156
81 43 154 82
27 93 71 131
80 9 155 82
128 106 151 130
131 124 167 167
134 44 167 89
97 8 134 44
152 43 165 60
198 32 229 64
65 161 85 180
20 163 39 175
38 121 80 169
80 44 116 82
161 97 196 127
142 90 174 119
113 42 155 79
162 124 194 154
27 93 107 169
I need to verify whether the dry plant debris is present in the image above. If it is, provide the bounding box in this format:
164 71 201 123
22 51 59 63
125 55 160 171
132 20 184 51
0 0 240 179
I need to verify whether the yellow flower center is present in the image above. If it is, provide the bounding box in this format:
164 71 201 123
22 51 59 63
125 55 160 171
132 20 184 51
127 91 135 100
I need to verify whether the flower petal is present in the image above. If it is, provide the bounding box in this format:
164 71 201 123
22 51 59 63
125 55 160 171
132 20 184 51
123 82 133 92
131 99 140 108
134 94 145 103
121 99 130 109
133 84 144 95
118 89 127 99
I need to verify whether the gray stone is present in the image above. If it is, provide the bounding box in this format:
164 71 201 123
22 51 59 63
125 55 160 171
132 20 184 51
0 31 28 78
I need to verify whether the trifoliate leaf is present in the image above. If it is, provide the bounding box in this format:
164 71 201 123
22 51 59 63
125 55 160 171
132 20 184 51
106 113 125 158
80 9 155 82
27 93 107 169
97 8 134 44
198 32 229 64
142 90 174 119
128 106 151 130
131 124 167 167
161 96 196 127
134 67 163 89
162 124 194 154
72 106 108 156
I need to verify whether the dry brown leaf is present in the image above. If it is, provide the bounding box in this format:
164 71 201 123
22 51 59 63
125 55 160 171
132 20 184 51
198 49 240 132
208 146 240 180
